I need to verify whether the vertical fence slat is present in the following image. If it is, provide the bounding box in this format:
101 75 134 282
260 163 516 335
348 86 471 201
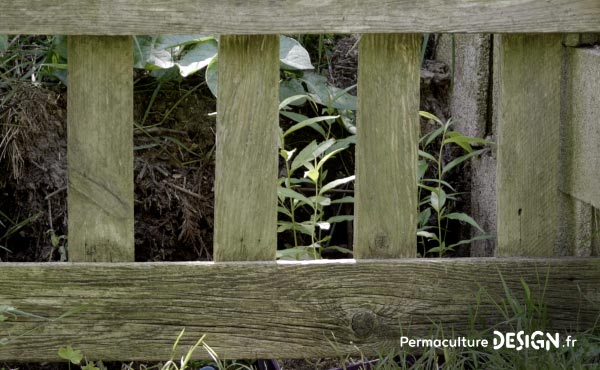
67 36 134 262
495 34 562 256
355 34 420 259
214 35 279 262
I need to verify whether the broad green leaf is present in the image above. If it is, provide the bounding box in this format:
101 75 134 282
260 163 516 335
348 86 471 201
418 208 431 227
133 36 175 70
291 139 335 172
284 115 338 137
330 196 354 204
205 56 218 97
444 212 485 233
277 187 312 208
279 79 308 105
58 346 83 365
280 36 314 70
442 149 487 175
326 215 354 223
419 111 444 125
308 195 331 207
302 72 357 110
430 189 446 212
320 175 355 195
177 39 217 77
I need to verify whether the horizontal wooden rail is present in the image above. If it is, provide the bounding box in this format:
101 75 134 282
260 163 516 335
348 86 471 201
1 258 598 361
0 0 599 34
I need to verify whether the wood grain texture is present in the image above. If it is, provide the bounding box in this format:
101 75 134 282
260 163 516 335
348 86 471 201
214 35 279 261
560 47 600 209
67 36 134 262
495 35 562 257
1 1 599 34
1 258 598 361
355 34 420 259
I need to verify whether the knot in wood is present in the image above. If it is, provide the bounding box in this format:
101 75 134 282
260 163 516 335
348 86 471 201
374 233 389 250
351 310 377 338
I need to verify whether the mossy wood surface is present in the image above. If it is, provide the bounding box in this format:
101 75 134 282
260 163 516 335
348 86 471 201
1 258 598 361
214 35 279 261
355 34 420 258
561 47 600 210
495 34 562 256
67 36 134 262
1 1 599 34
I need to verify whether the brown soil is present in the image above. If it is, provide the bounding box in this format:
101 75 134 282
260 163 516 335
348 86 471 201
0 75 216 262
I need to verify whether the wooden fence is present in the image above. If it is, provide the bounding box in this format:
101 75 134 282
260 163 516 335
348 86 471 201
1 0 600 362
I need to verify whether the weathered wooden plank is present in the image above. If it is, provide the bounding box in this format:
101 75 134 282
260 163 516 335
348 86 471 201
560 47 600 209
214 35 279 261
1 258 598 361
495 35 562 256
67 36 134 262
355 34 420 259
1 1 600 34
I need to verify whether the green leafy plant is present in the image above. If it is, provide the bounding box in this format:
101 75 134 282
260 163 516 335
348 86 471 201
277 94 355 260
417 111 493 256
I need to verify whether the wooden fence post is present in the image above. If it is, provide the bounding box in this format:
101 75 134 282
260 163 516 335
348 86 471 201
355 34 420 259
214 35 279 261
67 36 134 262
495 34 562 256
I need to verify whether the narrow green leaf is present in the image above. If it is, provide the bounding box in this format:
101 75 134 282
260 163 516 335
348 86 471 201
330 196 354 204
326 215 354 223
447 234 494 249
284 115 338 137
290 139 334 172
442 149 486 175
320 175 355 195
444 212 486 233
277 187 312 208
419 111 444 125
418 149 438 163
279 94 311 110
